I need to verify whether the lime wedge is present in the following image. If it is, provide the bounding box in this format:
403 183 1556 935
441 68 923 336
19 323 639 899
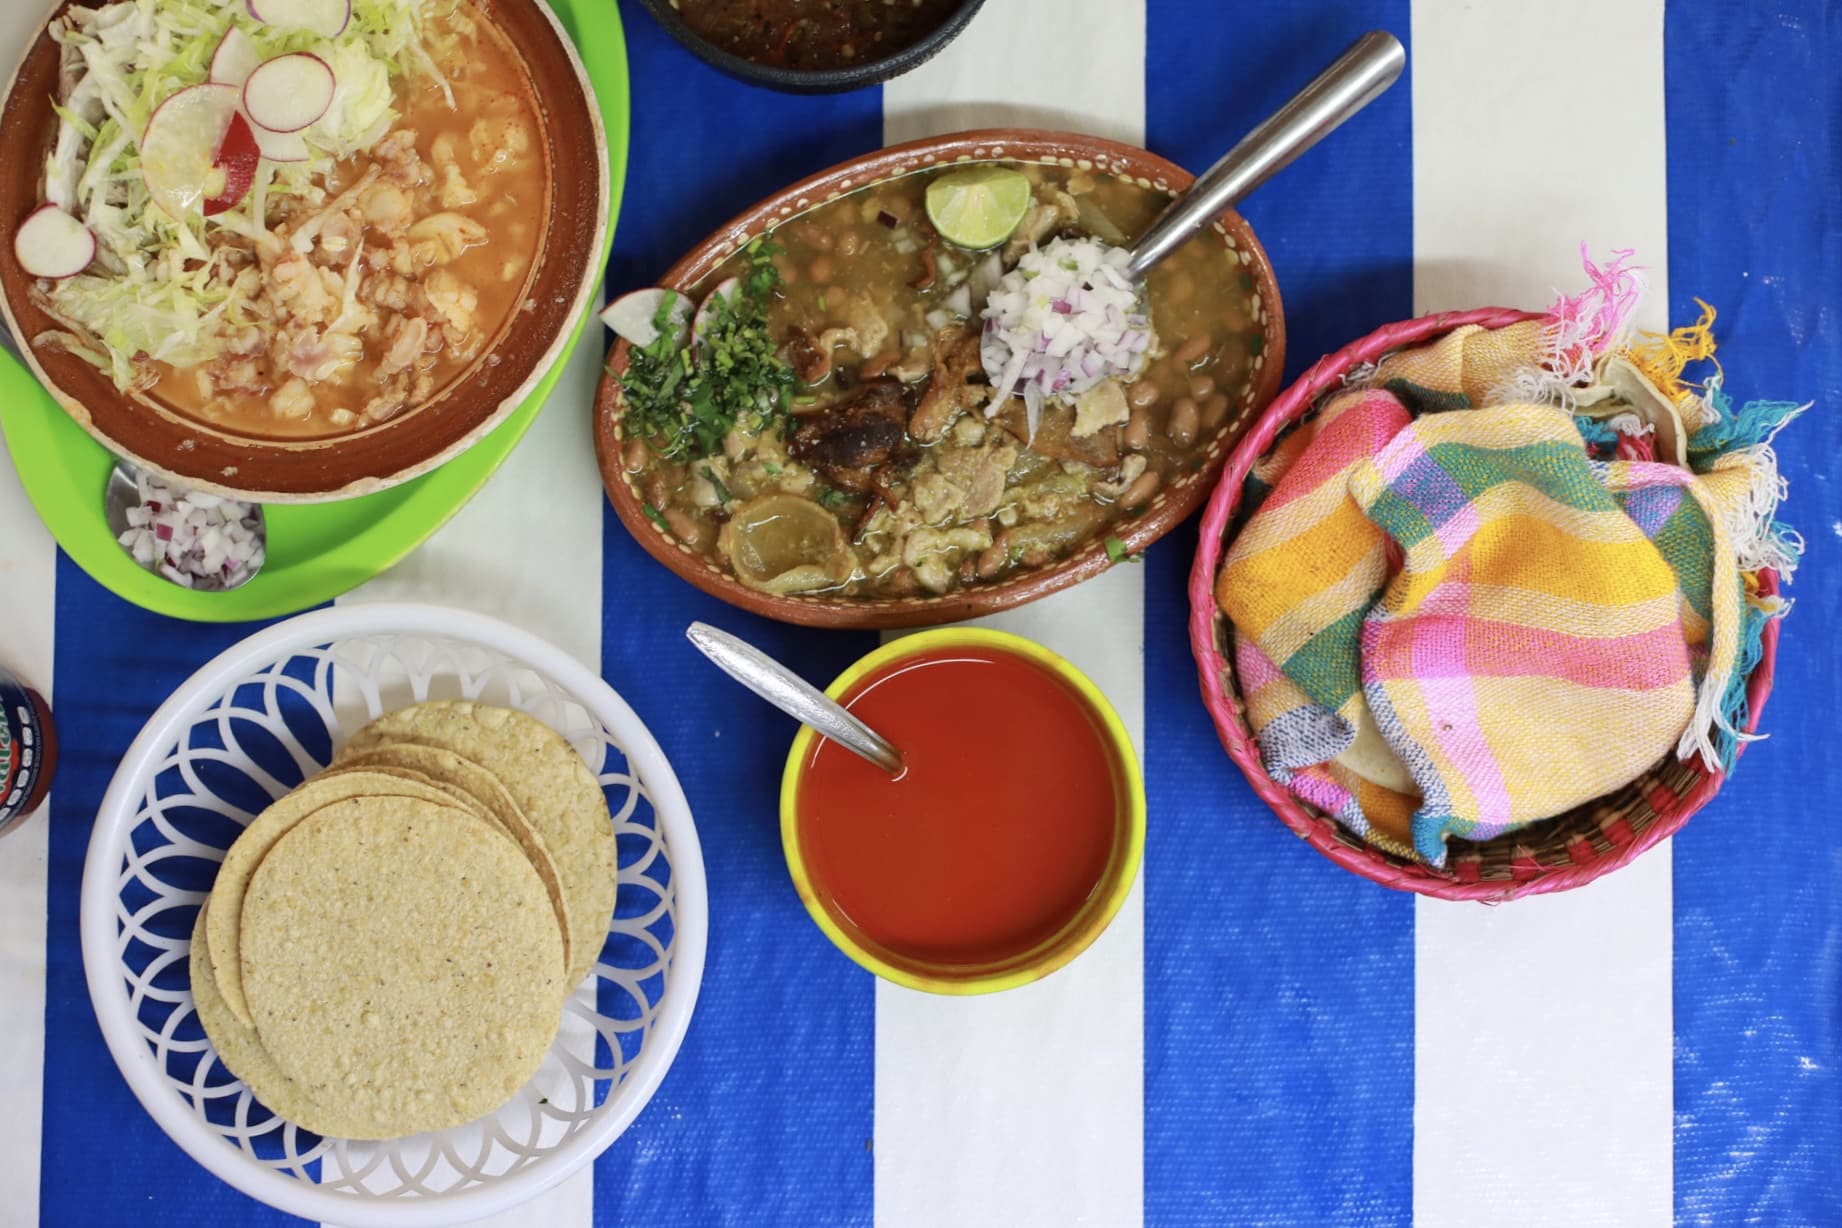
925 166 1034 250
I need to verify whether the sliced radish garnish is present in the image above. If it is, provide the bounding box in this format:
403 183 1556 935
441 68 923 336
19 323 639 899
208 26 262 89
13 204 95 279
142 83 254 220
691 278 740 356
203 113 261 216
245 0 350 38
600 288 693 349
242 53 335 135
251 124 310 163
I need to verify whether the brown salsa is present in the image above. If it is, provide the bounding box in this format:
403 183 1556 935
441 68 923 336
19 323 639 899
673 0 964 70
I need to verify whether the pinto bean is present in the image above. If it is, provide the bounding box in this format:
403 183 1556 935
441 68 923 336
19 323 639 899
622 436 649 473
838 230 863 259
1165 271 1195 305
1168 396 1200 447
664 508 711 550
1189 374 1217 400
1175 334 1211 366
642 467 678 511
976 539 1010 579
792 222 832 251
1119 469 1161 510
807 255 834 285
1122 404 1151 451
1201 393 1231 431
1127 380 1161 410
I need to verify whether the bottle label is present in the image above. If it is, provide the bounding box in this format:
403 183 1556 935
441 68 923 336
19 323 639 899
0 679 46 822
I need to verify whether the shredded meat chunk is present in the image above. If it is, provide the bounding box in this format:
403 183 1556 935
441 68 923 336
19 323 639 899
908 323 986 442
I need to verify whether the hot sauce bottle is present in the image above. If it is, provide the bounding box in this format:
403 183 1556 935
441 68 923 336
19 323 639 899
0 665 55 837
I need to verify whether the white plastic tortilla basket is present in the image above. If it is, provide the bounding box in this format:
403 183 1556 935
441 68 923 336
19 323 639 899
79 603 708 1227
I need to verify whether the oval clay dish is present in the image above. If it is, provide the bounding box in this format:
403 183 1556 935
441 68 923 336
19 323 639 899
0 0 608 504
594 130 1287 630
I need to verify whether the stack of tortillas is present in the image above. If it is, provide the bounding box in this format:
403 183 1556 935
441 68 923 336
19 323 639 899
191 702 618 1140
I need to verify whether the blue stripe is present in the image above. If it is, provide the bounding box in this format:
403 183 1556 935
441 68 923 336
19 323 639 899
1143 3 1416 1224
43 564 304 1225
1666 3 1842 1224
590 6 881 1225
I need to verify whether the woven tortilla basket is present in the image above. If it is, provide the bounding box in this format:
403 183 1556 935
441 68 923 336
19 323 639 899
1187 307 1781 901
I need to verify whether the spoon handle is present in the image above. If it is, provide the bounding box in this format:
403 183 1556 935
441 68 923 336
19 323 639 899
685 622 904 776
1124 30 1406 283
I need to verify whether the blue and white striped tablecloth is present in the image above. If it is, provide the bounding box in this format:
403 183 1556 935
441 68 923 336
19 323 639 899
1 1 1838 1224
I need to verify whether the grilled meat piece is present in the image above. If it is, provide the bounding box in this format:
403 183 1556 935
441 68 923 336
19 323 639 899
788 377 912 492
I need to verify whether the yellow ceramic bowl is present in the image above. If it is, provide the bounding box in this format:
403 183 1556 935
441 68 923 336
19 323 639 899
779 628 1145 995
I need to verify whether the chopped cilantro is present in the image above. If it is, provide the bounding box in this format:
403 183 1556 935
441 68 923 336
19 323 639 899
1104 536 1141 565
817 486 852 509
700 465 732 505
762 462 783 476
620 239 795 461
641 502 669 530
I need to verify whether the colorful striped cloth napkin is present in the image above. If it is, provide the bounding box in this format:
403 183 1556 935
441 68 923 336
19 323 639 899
1216 261 1800 866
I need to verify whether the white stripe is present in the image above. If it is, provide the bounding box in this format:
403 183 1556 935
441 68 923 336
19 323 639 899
0 11 55 1221
878 5 1145 1225
324 324 608 1228
0 410 54 1228
1410 3 1674 1226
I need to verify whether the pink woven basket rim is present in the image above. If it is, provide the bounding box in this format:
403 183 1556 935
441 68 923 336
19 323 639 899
1186 307 1781 902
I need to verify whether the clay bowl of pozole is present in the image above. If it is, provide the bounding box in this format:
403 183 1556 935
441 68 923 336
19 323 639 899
0 0 608 502
594 130 1286 629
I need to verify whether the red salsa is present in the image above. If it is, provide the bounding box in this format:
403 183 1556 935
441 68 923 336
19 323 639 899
794 646 1124 969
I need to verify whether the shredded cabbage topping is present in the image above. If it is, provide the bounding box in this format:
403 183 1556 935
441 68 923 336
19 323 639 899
36 0 447 386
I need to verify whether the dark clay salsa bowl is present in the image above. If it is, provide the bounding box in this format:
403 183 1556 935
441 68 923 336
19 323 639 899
637 0 987 94
593 129 1288 630
0 0 608 503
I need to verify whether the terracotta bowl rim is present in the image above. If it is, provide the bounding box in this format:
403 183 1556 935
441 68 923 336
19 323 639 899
593 126 1288 630
0 0 611 504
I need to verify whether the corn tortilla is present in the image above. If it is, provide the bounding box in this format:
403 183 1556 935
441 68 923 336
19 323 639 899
189 902 330 1130
339 702 617 988
205 768 507 1028
335 743 576 978
238 798 564 1139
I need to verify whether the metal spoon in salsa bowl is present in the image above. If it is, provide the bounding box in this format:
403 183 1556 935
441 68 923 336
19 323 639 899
685 622 904 775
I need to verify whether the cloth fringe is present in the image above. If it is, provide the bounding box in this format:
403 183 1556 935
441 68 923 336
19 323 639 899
1629 298 1723 428
1494 246 1646 408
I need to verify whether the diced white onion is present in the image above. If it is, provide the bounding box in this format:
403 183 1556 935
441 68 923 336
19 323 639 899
980 237 1155 437
117 472 263 587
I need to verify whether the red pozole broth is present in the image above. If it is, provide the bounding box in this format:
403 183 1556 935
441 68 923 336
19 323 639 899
794 647 1124 969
